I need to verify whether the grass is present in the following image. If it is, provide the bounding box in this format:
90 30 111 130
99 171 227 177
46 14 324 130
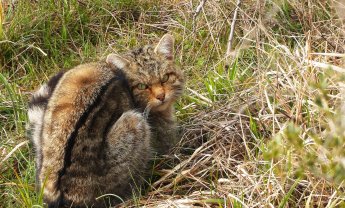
1 0 345 207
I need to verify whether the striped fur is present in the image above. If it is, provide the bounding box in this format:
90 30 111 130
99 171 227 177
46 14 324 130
28 72 64 186
27 34 184 207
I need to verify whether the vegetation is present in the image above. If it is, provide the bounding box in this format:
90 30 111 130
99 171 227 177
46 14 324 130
1 0 345 207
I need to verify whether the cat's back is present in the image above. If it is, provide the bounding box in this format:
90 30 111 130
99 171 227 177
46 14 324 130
47 62 111 118
42 62 116 150
39 62 134 206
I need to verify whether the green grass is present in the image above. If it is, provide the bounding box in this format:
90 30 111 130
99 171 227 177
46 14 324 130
1 0 345 207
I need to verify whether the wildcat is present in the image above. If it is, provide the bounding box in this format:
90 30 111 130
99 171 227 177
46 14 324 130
27 34 184 208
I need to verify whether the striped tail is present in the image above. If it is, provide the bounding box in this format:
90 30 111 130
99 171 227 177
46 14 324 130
28 83 51 149
27 72 64 182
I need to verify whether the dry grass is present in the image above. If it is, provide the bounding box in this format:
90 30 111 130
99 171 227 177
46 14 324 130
122 0 345 207
1 0 345 207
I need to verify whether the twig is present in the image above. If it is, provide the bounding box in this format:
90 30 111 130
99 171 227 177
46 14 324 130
0 40 48 56
0 0 3 39
225 0 241 68
0 140 29 166
309 60 345 73
193 0 207 19
28 44 47 56
192 0 207 32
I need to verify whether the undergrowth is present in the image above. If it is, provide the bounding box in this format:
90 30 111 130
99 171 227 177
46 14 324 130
1 0 345 207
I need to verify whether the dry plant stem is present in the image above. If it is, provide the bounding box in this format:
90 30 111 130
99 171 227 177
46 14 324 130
255 0 262 69
193 0 207 19
0 140 29 165
0 0 3 39
192 0 207 33
225 0 241 67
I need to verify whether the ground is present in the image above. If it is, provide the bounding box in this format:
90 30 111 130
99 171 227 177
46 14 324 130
1 0 345 207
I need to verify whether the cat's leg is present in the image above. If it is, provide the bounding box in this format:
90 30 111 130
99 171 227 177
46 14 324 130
103 110 151 204
148 107 178 155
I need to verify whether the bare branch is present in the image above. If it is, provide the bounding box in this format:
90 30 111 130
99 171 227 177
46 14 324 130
0 141 29 166
225 0 241 67
193 0 207 19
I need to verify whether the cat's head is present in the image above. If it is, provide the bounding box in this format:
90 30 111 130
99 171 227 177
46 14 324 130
107 34 184 112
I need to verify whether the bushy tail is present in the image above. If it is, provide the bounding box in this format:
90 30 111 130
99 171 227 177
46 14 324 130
27 72 64 146
28 83 50 147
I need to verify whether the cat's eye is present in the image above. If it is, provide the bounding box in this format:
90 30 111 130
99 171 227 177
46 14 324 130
137 83 148 90
161 74 169 83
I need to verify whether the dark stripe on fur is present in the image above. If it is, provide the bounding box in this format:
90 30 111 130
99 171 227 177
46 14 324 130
119 70 136 107
99 73 136 169
117 70 137 109
29 71 65 189
47 71 65 95
29 71 64 108
87 70 134 175
86 83 122 174
86 79 121 135
100 70 136 141
38 71 64 175
56 78 116 205
54 71 129 206
86 70 132 134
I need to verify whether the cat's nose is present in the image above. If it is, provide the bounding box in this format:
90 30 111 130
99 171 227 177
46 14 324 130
156 93 165 102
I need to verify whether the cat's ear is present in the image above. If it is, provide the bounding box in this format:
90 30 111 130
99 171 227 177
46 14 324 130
106 53 129 69
154 34 174 60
